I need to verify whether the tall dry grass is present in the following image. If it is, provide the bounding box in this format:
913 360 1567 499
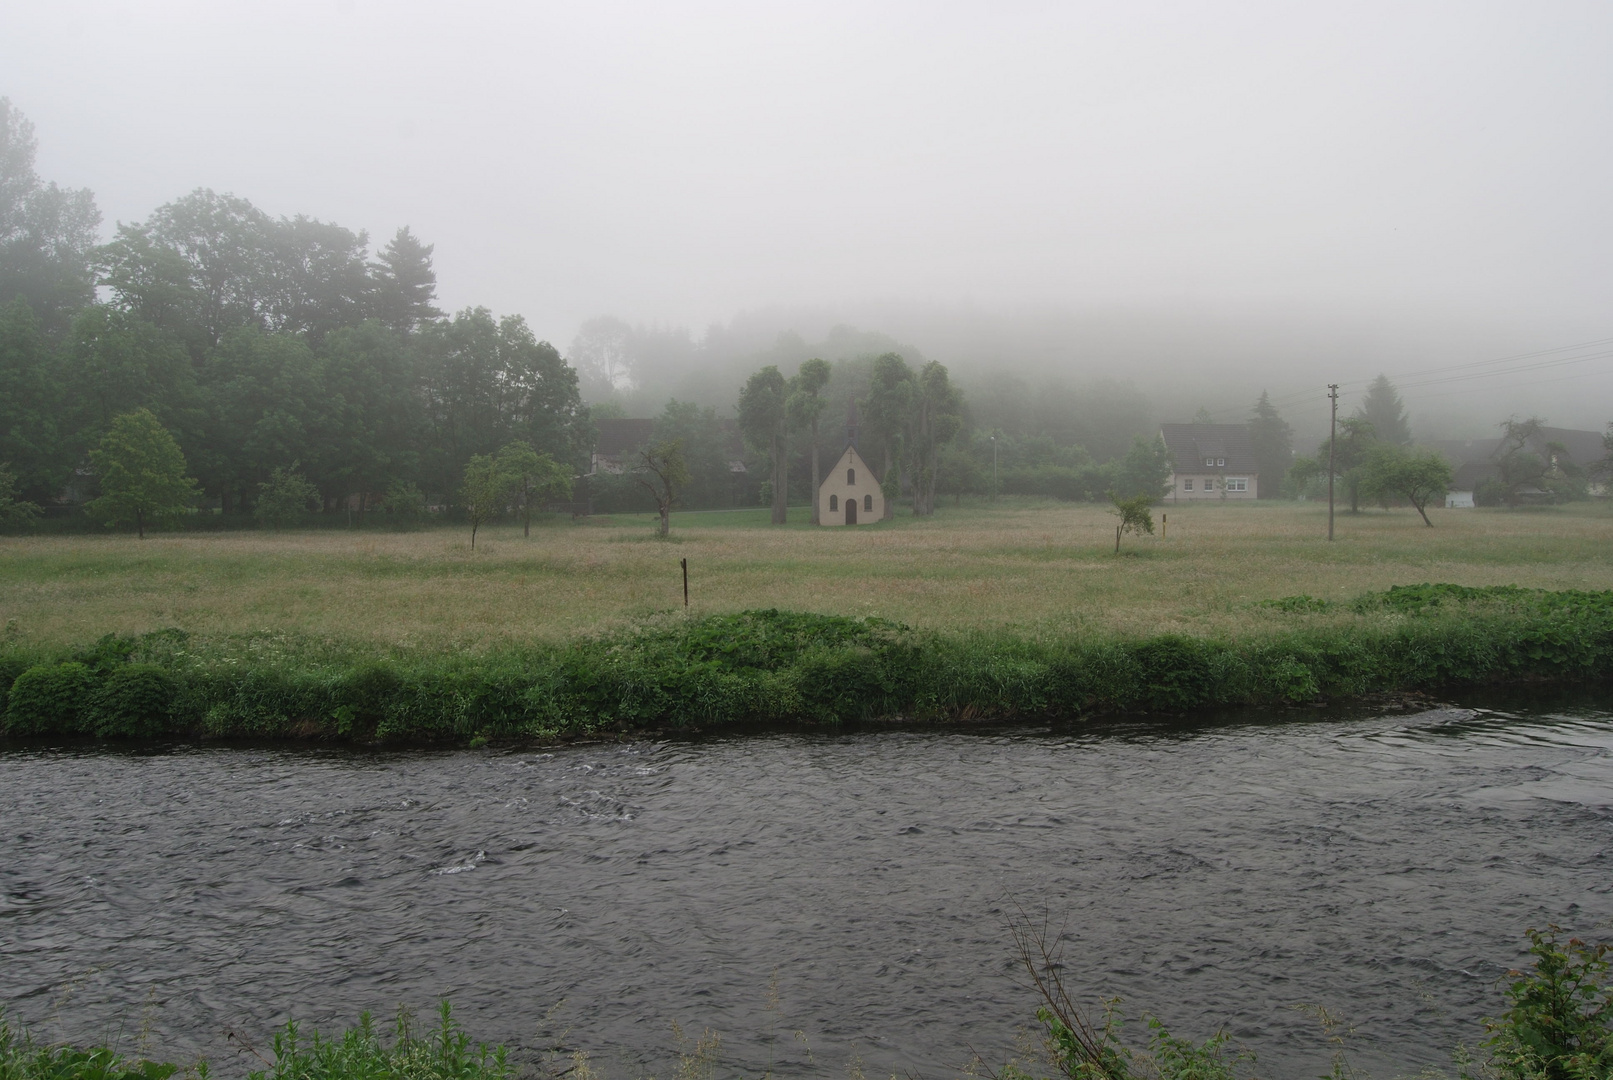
3 499 1611 650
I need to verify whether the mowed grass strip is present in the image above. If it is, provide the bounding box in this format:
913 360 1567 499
2 499 1611 650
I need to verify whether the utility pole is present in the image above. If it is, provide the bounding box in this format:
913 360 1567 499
1327 383 1339 541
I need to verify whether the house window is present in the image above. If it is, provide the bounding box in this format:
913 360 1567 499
847 468 855 485
1217 457 1225 467
1183 479 1193 490
829 495 838 511
1204 457 1214 467
1226 477 1247 491
864 494 872 511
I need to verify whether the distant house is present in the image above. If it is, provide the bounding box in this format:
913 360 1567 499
717 419 748 476
1431 426 1608 507
818 402 884 525
1160 424 1259 501
590 418 655 474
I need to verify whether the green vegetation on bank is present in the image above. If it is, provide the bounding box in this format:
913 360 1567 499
3 584 1612 743
6 926 1612 1080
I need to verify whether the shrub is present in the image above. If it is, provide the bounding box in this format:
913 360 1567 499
381 479 429 527
255 465 319 529
3 662 96 735
86 663 178 738
1482 927 1613 1080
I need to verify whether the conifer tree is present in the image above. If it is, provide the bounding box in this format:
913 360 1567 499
1358 375 1411 445
1247 391 1293 499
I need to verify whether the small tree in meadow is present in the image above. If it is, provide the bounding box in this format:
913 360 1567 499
86 409 199 538
635 439 691 538
1360 444 1452 526
254 464 319 529
496 440 573 537
460 454 506 550
1109 492 1154 554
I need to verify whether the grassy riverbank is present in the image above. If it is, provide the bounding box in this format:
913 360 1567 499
2 584 1611 741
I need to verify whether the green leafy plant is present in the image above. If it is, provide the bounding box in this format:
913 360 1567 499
0 1009 180 1080
380 480 429 528
1108 493 1155 554
85 663 177 738
247 1003 508 1080
1478 927 1613 1080
255 465 319 529
4 661 96 735
0 464 41 530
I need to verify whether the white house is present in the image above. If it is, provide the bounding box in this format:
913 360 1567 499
1159 423 1260 501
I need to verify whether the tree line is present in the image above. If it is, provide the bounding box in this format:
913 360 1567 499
0 98 592 526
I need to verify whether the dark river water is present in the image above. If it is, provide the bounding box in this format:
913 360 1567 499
5 694 1613 1079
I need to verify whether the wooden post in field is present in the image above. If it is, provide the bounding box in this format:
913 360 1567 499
1162 513 1167 540
681 558 689 608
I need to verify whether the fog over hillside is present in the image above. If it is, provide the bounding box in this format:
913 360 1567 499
5 1 1611 446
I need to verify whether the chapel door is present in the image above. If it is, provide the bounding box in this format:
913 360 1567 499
846 500 857 524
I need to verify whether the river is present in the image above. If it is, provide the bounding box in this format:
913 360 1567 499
4 693 1613 1078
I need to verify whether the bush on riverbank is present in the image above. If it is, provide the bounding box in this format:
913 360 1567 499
3 585 1613 744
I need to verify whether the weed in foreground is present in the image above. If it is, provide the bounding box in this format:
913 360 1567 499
995 912 1253 1080
238 1003 507 1080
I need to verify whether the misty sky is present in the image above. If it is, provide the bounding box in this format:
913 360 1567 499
5 2 1612 431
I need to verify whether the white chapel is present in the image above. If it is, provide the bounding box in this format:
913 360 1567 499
817 403 884 526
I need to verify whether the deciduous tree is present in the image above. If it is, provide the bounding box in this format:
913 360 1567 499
909 361 962 516
0 98 101 335
254 463 319 529
459 453 505 550
497 440 573 537
738 365 790 524
0 462 40 528
862 353 914 519
634 439 691 538
789 358 831 523
1360 444 1451 526
87 409 199 538
1109 492 1155 553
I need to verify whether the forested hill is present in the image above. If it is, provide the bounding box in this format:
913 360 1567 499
1 98 591 513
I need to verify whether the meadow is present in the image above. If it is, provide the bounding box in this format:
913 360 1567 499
2 498 1611 652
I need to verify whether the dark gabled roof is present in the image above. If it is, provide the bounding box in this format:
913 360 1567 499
1159 424 1259 475
593 418 655 457
1539 426 1607 467
1430 438 1503 466
1433 427 1606 470
1450 461 1499 490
